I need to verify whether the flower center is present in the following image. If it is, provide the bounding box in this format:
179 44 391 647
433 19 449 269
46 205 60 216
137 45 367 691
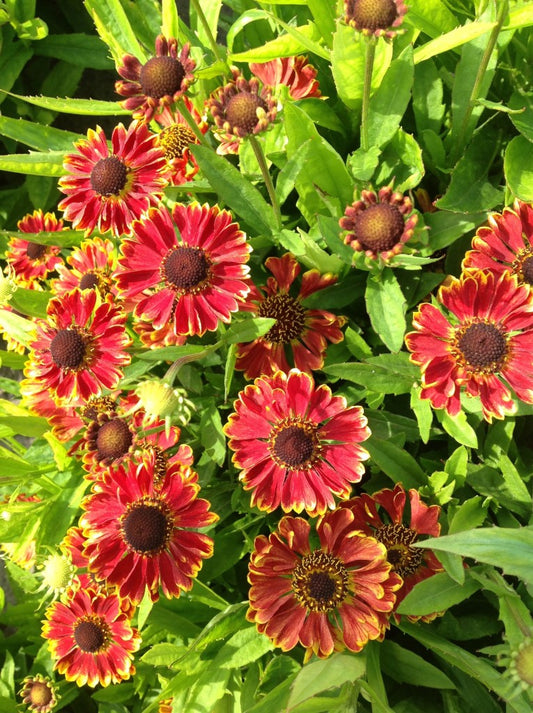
374 523 423 577
140 56 185 99
26 242 47 260
347 0 399 31
74 616 109 653
80 396 116 421
519 254 533 285
90 156 128 196
456 321 507 373
122 500 171 555
40 552 75 592
269 418 320 470
79 271 99 290
257 293 306 344
225 92 267 134
292 550 348 612
159 124 197 160
50 328 88 369
514 640 533 686
161 245 210 292
353 203 405 252
28 681 53 707
95 417 133 461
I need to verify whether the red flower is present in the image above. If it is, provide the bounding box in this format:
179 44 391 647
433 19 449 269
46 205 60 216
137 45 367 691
339 185 417 262
247 508 401 661
116 35 196 122
52 237 119 299
58 121 167 238
341 483 444 621
42 581 140 687
405 269 533 421
6 210 64 288
236 253 346 379
80 454 218 603
207 67 277 154
153 100 208 185
24 289 131 403
249 56 321 100
463 200 533 286
224 369 370 515
116 202 251 337
344 0 408 38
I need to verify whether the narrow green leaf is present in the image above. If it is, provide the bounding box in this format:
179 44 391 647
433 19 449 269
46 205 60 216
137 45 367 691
141 643 184 667
287 654 366 710
365 269 407 352
83 0 147 63
324 353 419 395
214 626 274 669
504 135 533 201
222 317 275 345
413 22 497 65
0 115 80 151
436 409 478 448
0 43 33 107
0 229 84 248
410 386 433 443
416 527 533 584
0 151 66 177
404 0 457 38
190 145 277 235
4 91 130 115
396 571 480 616
162 0 180 39
35 33 114 69
365 437 426 488
380 640 455 689
278 229 344 274
230 22 325 62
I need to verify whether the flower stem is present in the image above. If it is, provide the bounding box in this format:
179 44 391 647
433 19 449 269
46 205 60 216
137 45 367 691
177 97 210 147
361 36 377 151
189 0 230 74
249 135 282 230
449 0 508 164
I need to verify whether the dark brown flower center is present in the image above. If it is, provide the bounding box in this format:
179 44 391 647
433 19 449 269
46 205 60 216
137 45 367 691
159 124 197 160
79 271 99 290
225 92 267 134
140 56 185 99
95 418 133 461
90 156 127 196
269 418 320 470
26 242 47 260
374 523 423 577
28 681 53 706
347 0 399 31
81 396 116 421
74 617 108 653
521 255 533 285
162 245 210 291
353 203 405 252
456 321 507 372
50 328 87 369
122 501 171 554
292 551 348 612
258 293 306 344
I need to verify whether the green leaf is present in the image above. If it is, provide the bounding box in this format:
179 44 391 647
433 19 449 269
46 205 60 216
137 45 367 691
467 463 531 519
423 210 487 251
4 90 130 115
0 150 66 176
416 527 533 584
331 22 392 111
509 91 533 142
214 625 274 669
199 399 226 466
365 269 407 353
410 386 433 444
404 0 457 38
141 643 184 667
0 42 33 107
83 0 147 63
397 571 480 617
413 22 497 65
504 135 533 201
374 129 425 192
367 46 414 149
0 229 84 247
35 33 114 69
190 145 277 235
324 353 419 395
287 654 365 710
365 437 426 488
162 0 180 38
278 228 344 274
222 317 275 345
230 22 325 62
380 640 455 689
0 115 80 151
436 408 478 448
413 59 445 135
347 146 381 182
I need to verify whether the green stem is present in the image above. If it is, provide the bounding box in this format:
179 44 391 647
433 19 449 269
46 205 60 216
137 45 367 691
189 0 230 74
249 134 282 230
177 97 210 147
361 36 376 151
450 0 508 164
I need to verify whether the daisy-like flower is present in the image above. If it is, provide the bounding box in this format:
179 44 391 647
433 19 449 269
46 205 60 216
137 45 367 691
341 483 443 622
58 121 168 238
236 253 346 379
153 101 208 185
42 581 140 687
207 67 277 154
406 269 533 421
249 56 321 100
6 210 64 289
115 35 196 122
52 237 119 299
339 185 418 262
463 200 533 287
18 674 58 712
24 288 131 403
80 454 218 603
344 0 408 38
247 507 401 661
224 369 371 515
116 202 251 337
